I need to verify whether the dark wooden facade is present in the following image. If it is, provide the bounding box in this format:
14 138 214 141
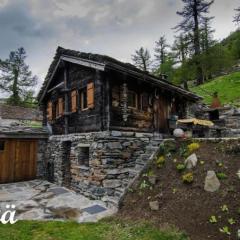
39 47 200 135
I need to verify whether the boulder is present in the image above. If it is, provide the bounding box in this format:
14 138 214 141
173 128 184 138
185 153 198 169
149 201 159 211
204 171 221 192
237 229 240 239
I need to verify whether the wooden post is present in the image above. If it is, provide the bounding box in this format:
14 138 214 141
105 74 110 131
63 61 69 134
121 73 128 123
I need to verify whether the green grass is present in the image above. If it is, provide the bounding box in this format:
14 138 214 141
191 72 240 106
0 219 188 240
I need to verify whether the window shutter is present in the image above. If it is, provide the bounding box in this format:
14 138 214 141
87 82 94 109
47 101 52 121
71 90 77 112
58 98 64 116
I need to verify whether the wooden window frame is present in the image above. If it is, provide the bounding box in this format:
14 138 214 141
80 87 88 111
140 93 149 112
127 90 138 109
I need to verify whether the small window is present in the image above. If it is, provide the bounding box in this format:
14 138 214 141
128 91 138 109
78 147 89 167
80 88 88 110
112 85 120 107
0 141 5 151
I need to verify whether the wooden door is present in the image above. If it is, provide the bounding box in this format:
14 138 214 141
153 96 170 133
0 139 37 184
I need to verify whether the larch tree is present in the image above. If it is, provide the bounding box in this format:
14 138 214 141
174 0 214 85
172 34 190 63
131 47 152 72
154 36 169 66
233 7 240 24
0 47 37 106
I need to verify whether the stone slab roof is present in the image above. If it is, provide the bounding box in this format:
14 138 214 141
0 104 42 121
0 125 48 139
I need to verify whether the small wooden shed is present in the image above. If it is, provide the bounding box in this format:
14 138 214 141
0 126 48 184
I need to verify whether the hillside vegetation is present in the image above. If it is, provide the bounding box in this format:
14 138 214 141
118 139 240 240
191 71 240 106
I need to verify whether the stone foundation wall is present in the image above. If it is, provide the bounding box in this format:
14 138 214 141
44 131 161 207
37 139 48 178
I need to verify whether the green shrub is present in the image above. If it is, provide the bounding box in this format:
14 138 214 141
156 156 165 168
216 172 228 180
176 163 186 172
182 173 194 184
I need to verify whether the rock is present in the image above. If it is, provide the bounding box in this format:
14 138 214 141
185 153 198 169
16 200 39 212
51 207 81 220
102 180 122 188
173 128 184 138
111 131 122 137
148 176 157 185
149 201 159 211
18 208 47 220
33 191 55 201
237 229 240 239
204 171 221 192
107 142 122 150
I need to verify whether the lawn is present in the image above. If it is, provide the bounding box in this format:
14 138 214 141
0 219 188 240
191 71 240 106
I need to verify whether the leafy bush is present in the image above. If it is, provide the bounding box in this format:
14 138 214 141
187 143 200 153
182 172 194 184
176 163 186 172
216 172 227 180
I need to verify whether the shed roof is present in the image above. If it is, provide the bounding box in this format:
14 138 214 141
38 46 202 102
0 125 48 139
0 104 42 121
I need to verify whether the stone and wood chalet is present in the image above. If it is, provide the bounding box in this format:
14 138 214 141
35 47 201 206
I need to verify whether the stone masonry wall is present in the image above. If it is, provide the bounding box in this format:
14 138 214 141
37 139 48 178
45 131 161 207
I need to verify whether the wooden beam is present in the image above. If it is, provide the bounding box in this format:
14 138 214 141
63 62 69 134
61 55 105 71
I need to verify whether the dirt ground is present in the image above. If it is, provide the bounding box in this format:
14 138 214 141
117 139 240 240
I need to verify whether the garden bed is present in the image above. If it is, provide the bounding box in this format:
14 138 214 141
117 139 240 240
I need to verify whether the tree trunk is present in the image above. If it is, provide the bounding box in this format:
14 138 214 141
193 0 203 85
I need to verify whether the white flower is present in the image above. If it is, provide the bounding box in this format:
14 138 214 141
236 170 240 179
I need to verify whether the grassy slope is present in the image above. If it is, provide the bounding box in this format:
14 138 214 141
191 72 240 106
0 219 188 240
